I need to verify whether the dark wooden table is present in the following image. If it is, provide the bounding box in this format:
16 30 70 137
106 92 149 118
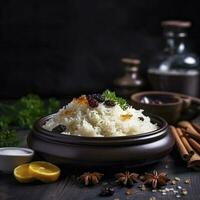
1 130 200 200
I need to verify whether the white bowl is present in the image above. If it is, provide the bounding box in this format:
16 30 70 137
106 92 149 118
0 147 34 173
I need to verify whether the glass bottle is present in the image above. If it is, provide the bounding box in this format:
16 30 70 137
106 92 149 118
114 58 144 98
148 20 200 97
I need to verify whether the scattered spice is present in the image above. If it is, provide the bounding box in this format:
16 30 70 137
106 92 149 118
184 179 191 184
120 114 133 121
149 197 156 200
138 184 146 191
177 185 182 190
125 188 134 196
147 184 190 199
52 125 66 133
78 172 104 186
174 177 181 182
76 170 190 199
139 175 145 181
99 186 115 197
115 171 139 186
143 170 170 189
171 180 177 185
181 189 188 195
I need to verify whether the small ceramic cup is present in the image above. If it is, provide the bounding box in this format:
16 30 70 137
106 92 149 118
130 91 191 124
0 147 34 174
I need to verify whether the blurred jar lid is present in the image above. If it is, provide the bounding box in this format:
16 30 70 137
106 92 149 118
121 58 141 66
121 58 141 72
161 20 192 28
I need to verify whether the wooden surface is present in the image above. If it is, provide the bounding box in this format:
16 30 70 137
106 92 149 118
1 130 200 200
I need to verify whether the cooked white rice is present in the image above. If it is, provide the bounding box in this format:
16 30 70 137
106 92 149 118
43 95 158 137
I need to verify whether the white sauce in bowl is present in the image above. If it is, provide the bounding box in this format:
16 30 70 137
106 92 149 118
0 147 34 173
0 147 34 156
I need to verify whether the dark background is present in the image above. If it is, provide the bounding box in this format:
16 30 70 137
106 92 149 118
0 0 200 98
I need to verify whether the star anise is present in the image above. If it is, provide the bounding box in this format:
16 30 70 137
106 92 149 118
143 170 170 189
115 171 139 186
78 172 104 186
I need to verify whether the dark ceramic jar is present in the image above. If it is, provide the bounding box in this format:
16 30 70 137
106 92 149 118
148 20 200 97
27 114 174 168
114 58 145 98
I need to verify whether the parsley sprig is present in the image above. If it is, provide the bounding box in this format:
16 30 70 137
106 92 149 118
0 94 60 147
102 90 129 110
0 129 19 147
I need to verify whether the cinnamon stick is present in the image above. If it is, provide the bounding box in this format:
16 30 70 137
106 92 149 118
176 128 194 156
178 121 200 142
170 126 190 161
181 129 200 142
192 123 200 133
187 153 200 169
186 137 200 155
178 121 199 135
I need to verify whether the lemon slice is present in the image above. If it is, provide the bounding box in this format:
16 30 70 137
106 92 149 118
29 161 60 183
14 164 35 183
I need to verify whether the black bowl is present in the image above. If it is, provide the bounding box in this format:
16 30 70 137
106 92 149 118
27 114 175 167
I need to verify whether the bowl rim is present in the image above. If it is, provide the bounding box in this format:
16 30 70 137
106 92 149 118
31 113 168 145
131 91 183 107
0 147 34 157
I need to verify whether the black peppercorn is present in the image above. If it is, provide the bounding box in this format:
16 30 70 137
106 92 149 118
99 186 115 197
104 100 116 107
52 125 66 133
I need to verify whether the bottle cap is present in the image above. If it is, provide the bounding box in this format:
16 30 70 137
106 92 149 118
161 20 191 28
121 58 141 66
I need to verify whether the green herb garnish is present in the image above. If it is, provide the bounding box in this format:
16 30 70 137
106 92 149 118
102 90 129 110
0 103 15 128
14 94 45 129
14 94 60 128
0 129 19 147
0 94 60 147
